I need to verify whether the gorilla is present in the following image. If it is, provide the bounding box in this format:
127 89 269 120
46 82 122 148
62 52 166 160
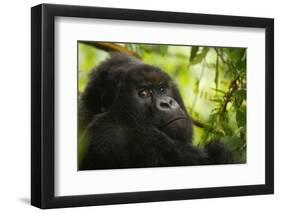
79 53 235 170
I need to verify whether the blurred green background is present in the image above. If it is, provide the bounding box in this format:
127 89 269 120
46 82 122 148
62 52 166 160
78 42 247 163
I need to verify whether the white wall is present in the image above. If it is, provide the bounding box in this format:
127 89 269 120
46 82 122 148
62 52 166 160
0 0 279 212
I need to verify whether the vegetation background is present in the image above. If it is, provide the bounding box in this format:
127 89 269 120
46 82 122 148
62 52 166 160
78 42 247 163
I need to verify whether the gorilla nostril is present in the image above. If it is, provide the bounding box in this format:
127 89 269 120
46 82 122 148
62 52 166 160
160 102 170 109
169 99 174 106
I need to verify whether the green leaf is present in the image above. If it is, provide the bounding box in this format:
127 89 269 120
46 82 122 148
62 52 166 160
221 136 244 150
234 89 246 104
211 88 226 94
193 79 200 94
224 48 245 63
236 108 246 127
236 56 246 70
215 54 219 90
190 47 209 65
190 46 199 61
210 99 222 103
159 45 168 56
140 45 153 53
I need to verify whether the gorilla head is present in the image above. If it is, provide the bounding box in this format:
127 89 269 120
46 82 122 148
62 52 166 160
112 61 193 142
79 53 235 170
80 53 193 143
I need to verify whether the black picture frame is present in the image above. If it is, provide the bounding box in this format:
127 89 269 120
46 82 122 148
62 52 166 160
31 3 274 209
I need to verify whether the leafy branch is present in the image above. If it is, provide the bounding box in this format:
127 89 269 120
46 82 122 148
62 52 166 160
79 41 141 59
200 48 246 147
220 76 240 121
214 48 245 121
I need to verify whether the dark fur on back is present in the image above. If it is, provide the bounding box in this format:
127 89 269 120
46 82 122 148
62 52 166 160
79 54 142 130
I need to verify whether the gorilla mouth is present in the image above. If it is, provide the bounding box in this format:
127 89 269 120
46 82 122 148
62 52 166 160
159 117 188 128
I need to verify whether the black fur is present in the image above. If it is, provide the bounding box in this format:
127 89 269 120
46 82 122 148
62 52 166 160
79 53 235 170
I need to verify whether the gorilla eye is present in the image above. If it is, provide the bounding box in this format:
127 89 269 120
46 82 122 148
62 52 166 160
159 86 167 94
138 88 152 98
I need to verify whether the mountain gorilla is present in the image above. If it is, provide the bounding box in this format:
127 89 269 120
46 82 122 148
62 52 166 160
79 53 235 170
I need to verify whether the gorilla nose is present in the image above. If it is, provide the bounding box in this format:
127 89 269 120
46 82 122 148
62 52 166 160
157 97 179 111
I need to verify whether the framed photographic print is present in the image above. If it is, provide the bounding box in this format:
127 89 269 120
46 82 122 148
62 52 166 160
31 3 274 209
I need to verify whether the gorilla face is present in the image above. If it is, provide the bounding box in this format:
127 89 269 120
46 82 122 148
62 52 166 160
114 63 192 142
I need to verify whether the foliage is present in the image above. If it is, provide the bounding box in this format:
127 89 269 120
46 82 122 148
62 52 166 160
78 42 247 163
